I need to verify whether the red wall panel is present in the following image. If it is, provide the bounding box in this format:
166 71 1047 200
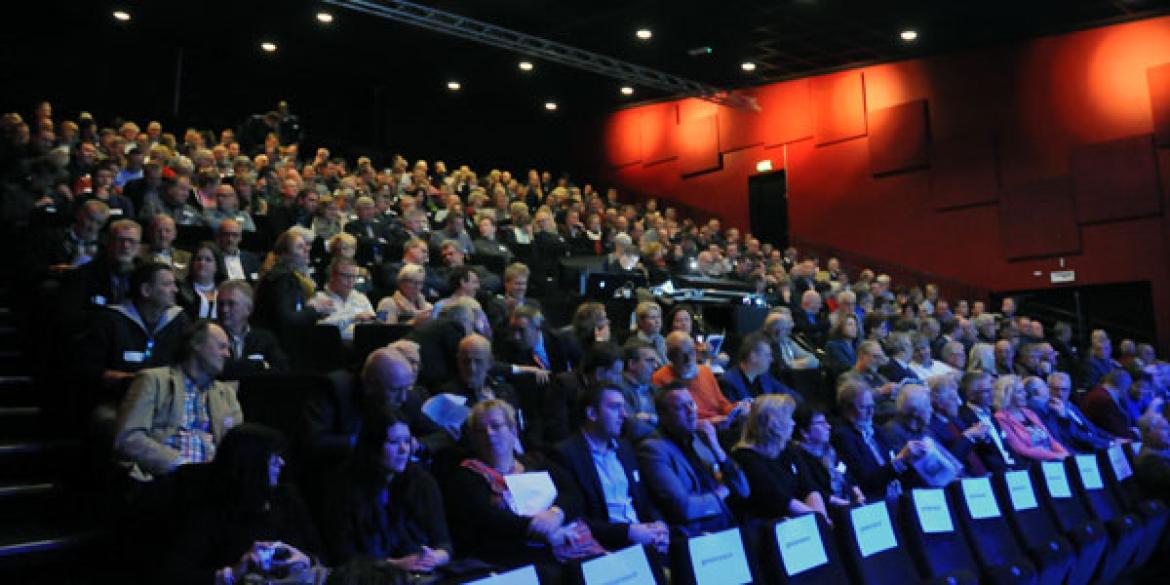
1071 134 1161 224
678 114 721 176
999 177 1081 260
811 72 867 145
1149 63 1170 146
604 108 641 167
930 133 999 210
869 100 930 176
639 103 678 165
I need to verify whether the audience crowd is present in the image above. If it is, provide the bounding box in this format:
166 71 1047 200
3 102 1170 583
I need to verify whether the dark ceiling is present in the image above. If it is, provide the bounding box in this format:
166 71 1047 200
5 0 1170 170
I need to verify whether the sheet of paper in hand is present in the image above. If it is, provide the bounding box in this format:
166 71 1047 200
421 393 470 429
504 471 558 517
911 437 961 487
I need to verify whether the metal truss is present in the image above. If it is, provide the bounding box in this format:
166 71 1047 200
324 0 760 111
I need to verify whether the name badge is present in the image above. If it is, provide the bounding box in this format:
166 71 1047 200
632 470 640 483
249 273 259 281
247 353 266 361
109 208 124 216
91 295 107 306
123 351 146 363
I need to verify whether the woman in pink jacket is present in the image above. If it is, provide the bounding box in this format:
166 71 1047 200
993 375 1069 463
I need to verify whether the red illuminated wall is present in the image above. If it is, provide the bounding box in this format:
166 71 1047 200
599 16 1170 351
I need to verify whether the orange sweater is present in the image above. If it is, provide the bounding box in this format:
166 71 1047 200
652 364 735 420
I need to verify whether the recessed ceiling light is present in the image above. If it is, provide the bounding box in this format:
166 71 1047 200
112 10 131 22
636 29 652 41
900 30 918 42
447 81 462 91
544 101 558 111
741 61 757 72
260 41 278 53
316 12 334 24
620 86 634 96
518 61 534 72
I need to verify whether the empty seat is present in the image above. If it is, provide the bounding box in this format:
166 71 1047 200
948 477 1038 585
351 323 411 366
833 500 925 585
284 325 348 373
1096 446 1167 567
1029 461 1112 585
990 470 1076 585
897 488 980 585
1067 453 1145 579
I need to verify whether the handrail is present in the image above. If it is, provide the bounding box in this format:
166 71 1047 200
789 236 991 304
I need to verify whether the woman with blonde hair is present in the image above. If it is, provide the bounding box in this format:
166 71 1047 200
731 394 827 520
993 375 1068 463
967 342 997 376
377 264 433 326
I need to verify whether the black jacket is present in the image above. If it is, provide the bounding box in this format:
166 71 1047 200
220 326 288 380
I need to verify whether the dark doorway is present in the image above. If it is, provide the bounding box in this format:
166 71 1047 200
748 170 789 249
993 281 1157 349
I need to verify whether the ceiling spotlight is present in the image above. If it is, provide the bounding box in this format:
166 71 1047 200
544 101 558 111
260 41 278 53
620 86 634 96
112 10 131 22
518 61 534 71
741 61 757 72
447 81 462 91
636 29 652 41
316 12 334 24
900 30 918 42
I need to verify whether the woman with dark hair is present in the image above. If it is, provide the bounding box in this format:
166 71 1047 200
791 403 865 507
177 241 224 319
824 313 861 381
323 406 454 573
164 423 323 584
252 228 333 337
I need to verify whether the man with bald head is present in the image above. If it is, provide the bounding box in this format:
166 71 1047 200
215 218 260 283
436 333 520 410
651 331 748 429
792 289 829 348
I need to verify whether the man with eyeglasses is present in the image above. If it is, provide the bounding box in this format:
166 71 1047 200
1041 371 1117 453
830 376 921 500
312 257 376 342
214 218 260 284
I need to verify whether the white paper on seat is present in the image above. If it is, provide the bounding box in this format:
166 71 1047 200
1075 454 1104 490
581 544 656 585
961 477 1001 519
503 471 558 517
1042 462 1072 498
912 488 954 533
775 514 829 576
421 393 469 429
851 502 898 558
687 527 752 585
468 564 540 585
1005 471 1038 511
1108 446 1133 481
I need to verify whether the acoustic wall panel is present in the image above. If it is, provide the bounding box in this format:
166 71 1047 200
678 114 722 176
869 100 930 176
930 133 999 210
999 177 1081 260
639 102 678 165
1148 63 1170 146
1070 134 1161 224
605 108 641 167
811 72 867 145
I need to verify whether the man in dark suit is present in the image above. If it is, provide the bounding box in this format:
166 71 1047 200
215 280 287 380
1041 372 1115 453
63 218 142 327
718 332 799 403
1081 369 1139 441
495 305 570 450
214 218 261 284
637 384 749 536
344 196 392 267
956 372 1014 472
545 342 624 446
792 289 829 348
407 299 476 390
878 332 920 385
551 385 669 555
830 376 918 500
